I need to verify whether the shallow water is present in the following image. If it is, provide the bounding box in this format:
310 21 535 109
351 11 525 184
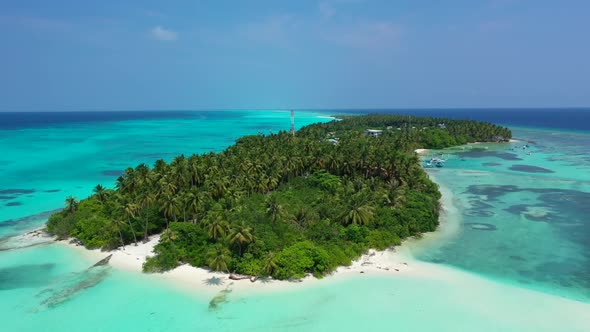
4 244 589 332
413 128 590 302
0 244 209 331
1 110 589 331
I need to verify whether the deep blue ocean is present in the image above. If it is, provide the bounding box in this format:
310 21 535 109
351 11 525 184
1 108 589 131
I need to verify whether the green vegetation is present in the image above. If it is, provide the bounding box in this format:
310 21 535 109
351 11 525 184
47 114 511 279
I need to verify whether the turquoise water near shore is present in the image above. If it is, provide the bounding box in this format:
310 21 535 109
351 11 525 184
0 111 330 237
1 110 589 331
413 127 590 302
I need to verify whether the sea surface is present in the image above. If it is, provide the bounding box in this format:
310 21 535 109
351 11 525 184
1 109 589 331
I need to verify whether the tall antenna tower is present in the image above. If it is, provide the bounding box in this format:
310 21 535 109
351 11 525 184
290 110 295 136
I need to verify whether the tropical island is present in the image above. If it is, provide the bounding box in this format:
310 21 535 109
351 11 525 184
47 114 511 280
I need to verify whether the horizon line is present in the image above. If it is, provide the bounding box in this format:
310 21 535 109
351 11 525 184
1 107 590 113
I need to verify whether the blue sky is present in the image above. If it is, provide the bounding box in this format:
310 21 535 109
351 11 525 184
1 0 589 111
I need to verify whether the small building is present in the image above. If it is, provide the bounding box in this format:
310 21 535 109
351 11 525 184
365 129 383 137
438 123 446 129
328 138 339 145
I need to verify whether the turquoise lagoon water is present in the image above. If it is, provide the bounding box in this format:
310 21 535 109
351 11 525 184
1 110 590 331
0 111 330 237
413 127 590 302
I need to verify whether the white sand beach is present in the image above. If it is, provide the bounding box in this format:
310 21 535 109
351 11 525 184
58 232 422 296
28 176 590 331
54 175 460 296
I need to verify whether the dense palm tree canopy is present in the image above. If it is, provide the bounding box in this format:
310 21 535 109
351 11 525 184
47 114 511 279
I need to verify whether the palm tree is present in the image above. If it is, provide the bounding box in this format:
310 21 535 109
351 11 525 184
117 167 137 194
206 245 231 272
93 184 107 203
115 175 127 192
229 222 254 255
181 192 195 222
265 195 282 225
188 155 203 186
170 155 189 189
158 177 177 197
261 251 278 277
210 178 228 200
65 196 78 214
161 194 180 227
186 190 202 223
113 218 127 247
139 192 155 241
255 176 269 193
226 189 243 208
266 175 279 192
344 195 375 226
153 159 168 175
205 215 231 241
123 202 139 245
382 187 407 209
135 163 151 186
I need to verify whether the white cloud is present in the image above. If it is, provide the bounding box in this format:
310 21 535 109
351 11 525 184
151 25 178 41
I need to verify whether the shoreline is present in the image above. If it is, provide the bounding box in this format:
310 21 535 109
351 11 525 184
58 233 426 296
19 139 512 298
414 138 517 156
23 172 590 321
54 172 460 297
396 171 463 257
